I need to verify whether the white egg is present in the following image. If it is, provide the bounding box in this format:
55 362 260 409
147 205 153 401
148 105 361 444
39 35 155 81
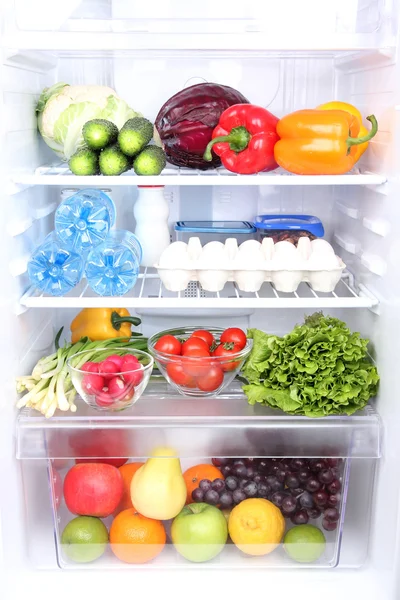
239 240 262 254
274 241 298 256
310 239 335 255
158 242 191 268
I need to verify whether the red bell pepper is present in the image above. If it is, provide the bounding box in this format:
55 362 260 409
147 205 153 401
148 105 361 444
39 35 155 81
203 104 279 174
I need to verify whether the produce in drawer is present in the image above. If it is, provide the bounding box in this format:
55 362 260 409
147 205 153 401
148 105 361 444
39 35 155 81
115 463 144 513
61 516 109 564
183 463 224 505
155 82 250 170
228 498 285 556
110 509 166 564
274 109 378 175
130 447 187 520
36 83 141 160
242 312 379 416
171 503 228 563
283 524 326 564
203 104 279 174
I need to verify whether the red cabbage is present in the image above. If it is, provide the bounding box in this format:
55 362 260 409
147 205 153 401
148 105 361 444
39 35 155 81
155 83 249 170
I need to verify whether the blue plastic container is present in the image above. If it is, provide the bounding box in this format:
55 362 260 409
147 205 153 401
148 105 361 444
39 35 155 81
28 231 84 296
255 215 324 244
55 189 116 255
175 221 256 244
85 230 142 297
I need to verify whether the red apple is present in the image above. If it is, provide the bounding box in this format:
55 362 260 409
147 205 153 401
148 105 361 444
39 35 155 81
64 463 123 517
75 457 128 468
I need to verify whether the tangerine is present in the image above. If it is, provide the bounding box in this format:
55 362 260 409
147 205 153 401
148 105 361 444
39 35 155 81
116 462 143 513
183 464 224 504
110 508 166 564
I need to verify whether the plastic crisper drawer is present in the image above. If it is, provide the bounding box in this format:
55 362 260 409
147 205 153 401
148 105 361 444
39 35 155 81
17 381 381 570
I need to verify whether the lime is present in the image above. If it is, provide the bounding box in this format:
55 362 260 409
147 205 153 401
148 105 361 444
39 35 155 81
61 516 108 563
283 525 326 563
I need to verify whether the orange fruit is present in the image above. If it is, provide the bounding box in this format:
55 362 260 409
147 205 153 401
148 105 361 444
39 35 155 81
183 464 224 504
116 462 143 513
228 498 285 556
110 508 166 564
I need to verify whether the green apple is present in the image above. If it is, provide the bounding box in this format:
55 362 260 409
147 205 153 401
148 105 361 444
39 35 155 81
171 502 228 563
61 516 108 563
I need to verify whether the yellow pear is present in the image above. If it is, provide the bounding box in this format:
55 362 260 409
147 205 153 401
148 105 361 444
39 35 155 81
130 446 187 520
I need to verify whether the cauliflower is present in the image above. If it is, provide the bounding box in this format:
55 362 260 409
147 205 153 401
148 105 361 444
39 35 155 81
36 83 140 161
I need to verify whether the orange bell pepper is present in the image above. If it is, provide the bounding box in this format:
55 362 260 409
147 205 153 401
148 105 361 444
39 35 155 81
274 109 378 175
317 101 369 162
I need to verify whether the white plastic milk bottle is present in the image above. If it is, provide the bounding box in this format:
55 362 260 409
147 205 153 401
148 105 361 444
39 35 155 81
134 185 170 267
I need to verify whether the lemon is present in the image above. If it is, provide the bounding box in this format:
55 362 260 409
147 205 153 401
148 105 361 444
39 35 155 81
228 498 285 556
284 525 326 563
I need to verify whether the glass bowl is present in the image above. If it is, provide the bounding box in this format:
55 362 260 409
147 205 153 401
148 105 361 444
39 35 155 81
67 348 153 411
148 327 252 397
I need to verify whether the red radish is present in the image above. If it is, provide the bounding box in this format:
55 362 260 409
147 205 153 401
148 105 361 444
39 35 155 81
98 360 120 380
120 363 144 386
108 377 135 402
95 389 115 407
81 361 99 373
82 374 105 395
121 354 140 367
106 354 124 370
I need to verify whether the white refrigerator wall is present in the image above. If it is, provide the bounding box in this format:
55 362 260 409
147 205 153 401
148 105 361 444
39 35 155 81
1 12 400 600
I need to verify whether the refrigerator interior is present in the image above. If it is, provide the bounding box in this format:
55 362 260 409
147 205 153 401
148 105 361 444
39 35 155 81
1 0 400 598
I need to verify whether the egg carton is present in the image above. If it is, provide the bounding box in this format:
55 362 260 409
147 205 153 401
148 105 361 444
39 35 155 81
155 237 346 294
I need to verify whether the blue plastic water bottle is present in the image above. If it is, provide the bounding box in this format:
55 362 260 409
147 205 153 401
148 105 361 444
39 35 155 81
85 230 142 296
55 189 116 254
28 232 85 296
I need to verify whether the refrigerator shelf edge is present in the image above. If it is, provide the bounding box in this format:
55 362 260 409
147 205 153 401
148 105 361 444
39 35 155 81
11 165 387 188
16 380 382 460
19 270 379 310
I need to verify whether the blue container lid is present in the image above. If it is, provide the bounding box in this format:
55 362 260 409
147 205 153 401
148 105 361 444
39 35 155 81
255 215 324 237
175 221 256 234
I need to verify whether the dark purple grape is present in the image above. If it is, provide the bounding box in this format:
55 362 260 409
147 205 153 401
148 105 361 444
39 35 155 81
291 510 309 525
225 476 238 491
290 458 306 471
290 487 305 498
221 465 232 478
327 479 341 494
285 474 300 489
326 458 339 468
268 463 280 476
331 467 341 479
246 466 256 480
239 479 250 490
327 493 341 507
245 457 258 467
322 518 338 531
243 481 258 498
266 476 283 492
199 479 212 492
211 478 225 493
253 474 266 485
280 459 291 470
191 488 204 502
306 477 321 493
281 495 297 515
307 507 322 519
318 469 334 484
233 464 248 479
271 491 287 507
204 489 219 505
276 469 287 483
232 489 246 504
324 507 340 522
258 483 271 498
258 460 270 473
309 459 327 473
299 491 314 509
313 490 329 507
219 491 233 508
212 458 230 467
298 469 311 483
233 459 246 468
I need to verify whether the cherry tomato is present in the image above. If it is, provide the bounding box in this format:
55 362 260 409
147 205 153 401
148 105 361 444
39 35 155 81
191 329 215 349
213 342 241 372
166 363 197 388
220 327 247 350
182 349 212 377
154 334 182 355
197 365 224 392
182 337 210 356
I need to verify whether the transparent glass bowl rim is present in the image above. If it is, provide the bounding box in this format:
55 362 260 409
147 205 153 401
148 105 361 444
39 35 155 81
148 326 252 362
67 347 154 376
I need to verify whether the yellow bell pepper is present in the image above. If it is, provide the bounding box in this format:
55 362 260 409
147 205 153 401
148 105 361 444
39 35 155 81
317 101 369 162
70 308 141 343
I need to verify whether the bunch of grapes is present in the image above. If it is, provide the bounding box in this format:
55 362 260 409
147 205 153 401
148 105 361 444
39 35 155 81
192 457 343 532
